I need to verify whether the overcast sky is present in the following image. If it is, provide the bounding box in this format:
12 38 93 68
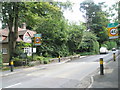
57 0 119 23
0 0 119 29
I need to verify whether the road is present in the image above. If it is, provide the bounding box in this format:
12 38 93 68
1 50 119 88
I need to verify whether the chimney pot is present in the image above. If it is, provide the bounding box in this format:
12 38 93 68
22 23 26 29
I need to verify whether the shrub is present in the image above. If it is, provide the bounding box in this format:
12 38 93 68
12 57 26 66
27 56 32 61
101 44 108 48
104 41 117 50
32 55 51 64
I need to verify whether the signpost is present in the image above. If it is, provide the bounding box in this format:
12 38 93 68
34 34 42 46
107 23 119 39
31 34 41 61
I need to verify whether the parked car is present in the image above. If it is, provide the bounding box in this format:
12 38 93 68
112 48 116 51
100 47 108 54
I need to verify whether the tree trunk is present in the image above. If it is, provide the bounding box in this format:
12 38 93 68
13 2 19 54
8 2 19 65
8 14 14 64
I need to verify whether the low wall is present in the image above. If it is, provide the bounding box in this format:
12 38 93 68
49 55 80 63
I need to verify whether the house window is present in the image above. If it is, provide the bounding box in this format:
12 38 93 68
2 48 7 54
24 48 29 53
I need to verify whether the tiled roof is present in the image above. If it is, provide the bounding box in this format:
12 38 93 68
0 28 9 36
19 30 27 35
26 30 36 37
17 36 23 41
0 26 36 43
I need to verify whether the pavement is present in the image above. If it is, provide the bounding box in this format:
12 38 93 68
89 55 119 89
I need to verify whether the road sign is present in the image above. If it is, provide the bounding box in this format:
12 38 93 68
107 23 119 39
107 23 118 28
34 34 42 46
33 48 36 53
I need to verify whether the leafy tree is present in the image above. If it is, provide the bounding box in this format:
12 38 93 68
2 2 72 62
67 23 84 55
35 18 69 57
103 41 117 50
2 2 22 64
80 31 99 54
80 1 109 44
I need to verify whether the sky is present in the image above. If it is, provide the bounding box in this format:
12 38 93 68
0 0 119 29
56 0 119 23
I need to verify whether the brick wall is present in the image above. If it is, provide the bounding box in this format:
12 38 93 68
2 43 9 63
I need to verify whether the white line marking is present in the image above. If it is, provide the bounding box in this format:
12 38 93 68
88 75 94 88
5 83 21 88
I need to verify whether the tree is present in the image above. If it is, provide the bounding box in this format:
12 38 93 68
80 1 109 44
80 31 99 54
67 23 84 55
119 1 120 23
2 2 72 62
2 2 21 64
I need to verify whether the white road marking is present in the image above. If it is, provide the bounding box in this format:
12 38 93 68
5 83 21 88
88 75 94 88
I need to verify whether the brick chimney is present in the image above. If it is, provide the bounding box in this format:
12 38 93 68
21 23 26 30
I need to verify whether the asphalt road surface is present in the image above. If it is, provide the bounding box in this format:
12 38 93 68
1 50 119 88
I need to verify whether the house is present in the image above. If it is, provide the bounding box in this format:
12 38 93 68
0 23 36 63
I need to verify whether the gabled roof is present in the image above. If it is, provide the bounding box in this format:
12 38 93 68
0 26 36 43
0 28 9 36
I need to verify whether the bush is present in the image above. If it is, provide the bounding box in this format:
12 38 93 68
32 55 51 64
80 52 95 56
0 52 3 68
104 41 117 50
12 57 26 66
80 31 100 55
101 44 108 48
27 56 32 61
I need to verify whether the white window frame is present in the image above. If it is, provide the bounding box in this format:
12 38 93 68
2 48 7 54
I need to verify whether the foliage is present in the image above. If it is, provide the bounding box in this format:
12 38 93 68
67 23 84 54
80 52 96 56
100 44 108 48
0 52 2 67
35 20 85 57
2 2 73 62
2 2 24 62
103 41 117 50
12 57 26 66
32 55 51 64
80 1 109 44
80 31 99 54
2 1 114 63
15 41 31 56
